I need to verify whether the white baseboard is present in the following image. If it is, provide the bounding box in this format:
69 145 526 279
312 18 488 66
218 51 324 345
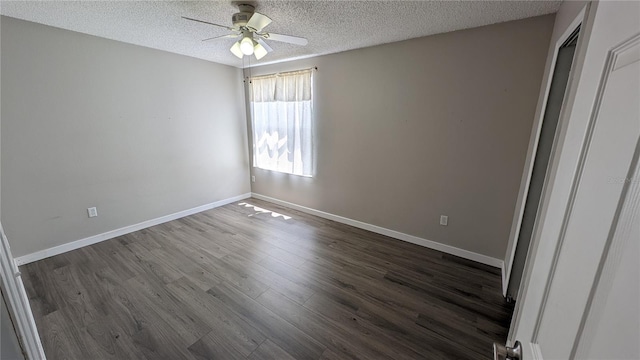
13 193 252 266
251 193 504 268
14 191 504 270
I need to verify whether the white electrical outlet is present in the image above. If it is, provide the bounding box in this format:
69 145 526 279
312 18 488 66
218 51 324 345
440 215 448 226
251 175 256 183
87 207 98 218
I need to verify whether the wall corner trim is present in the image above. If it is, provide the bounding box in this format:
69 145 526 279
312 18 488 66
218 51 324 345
13 193 252 266
251 193 505 269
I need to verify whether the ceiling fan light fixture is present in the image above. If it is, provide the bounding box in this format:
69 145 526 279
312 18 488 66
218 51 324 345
230 42 244 58
254 42 268 60
240 36 255 55
183 5 308 61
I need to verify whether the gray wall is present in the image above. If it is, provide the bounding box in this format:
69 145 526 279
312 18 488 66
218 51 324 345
1 16 250 257
247 15 554 259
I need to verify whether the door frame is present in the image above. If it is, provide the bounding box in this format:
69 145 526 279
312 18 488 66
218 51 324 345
502 4 588 297
507 0 640 356
507 0 592 342
0 222 46 359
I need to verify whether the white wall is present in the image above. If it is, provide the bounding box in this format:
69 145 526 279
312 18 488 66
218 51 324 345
1 16 250 258
247 15 555 260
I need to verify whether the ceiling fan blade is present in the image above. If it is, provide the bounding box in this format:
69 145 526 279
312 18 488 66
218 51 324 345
202 33 240 42
256 38 273 53
182 16 234 31
230 42 244 58
246 12 272 32
262 32 308 46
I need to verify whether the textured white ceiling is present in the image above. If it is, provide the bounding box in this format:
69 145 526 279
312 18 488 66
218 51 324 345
0 1 561 68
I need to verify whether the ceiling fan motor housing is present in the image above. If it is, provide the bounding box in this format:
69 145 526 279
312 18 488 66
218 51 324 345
232 4 255 28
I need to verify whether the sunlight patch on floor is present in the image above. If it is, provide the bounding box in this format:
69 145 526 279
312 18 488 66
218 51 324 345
238 202 292 220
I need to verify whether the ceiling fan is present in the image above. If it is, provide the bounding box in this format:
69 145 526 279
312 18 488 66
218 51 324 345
183 3 308 60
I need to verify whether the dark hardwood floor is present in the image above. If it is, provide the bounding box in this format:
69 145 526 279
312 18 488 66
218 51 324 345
21 198 513 360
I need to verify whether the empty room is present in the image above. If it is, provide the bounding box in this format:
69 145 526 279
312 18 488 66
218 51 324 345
1 1 638 359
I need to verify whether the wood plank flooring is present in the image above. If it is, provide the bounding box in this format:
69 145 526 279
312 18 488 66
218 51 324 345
20 198 513 360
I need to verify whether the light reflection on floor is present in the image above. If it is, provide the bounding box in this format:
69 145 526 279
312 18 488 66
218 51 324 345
238 202 292 220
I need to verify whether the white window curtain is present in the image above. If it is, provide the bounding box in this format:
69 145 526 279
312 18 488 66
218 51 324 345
250 69 313 177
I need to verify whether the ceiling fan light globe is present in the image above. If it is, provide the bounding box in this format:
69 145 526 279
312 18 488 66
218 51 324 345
230 41 244 58
240 37 254 55
254 43 268 60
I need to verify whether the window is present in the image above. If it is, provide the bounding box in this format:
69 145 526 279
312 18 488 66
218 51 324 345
250 69 313 177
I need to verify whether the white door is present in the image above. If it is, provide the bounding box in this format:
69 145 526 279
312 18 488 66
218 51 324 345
507 1 640 359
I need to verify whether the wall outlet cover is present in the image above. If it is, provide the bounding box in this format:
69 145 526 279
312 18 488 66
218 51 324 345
440 215 448 226
87 207 98 218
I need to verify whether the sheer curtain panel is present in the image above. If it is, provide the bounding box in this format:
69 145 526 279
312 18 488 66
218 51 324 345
250 69 313 176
